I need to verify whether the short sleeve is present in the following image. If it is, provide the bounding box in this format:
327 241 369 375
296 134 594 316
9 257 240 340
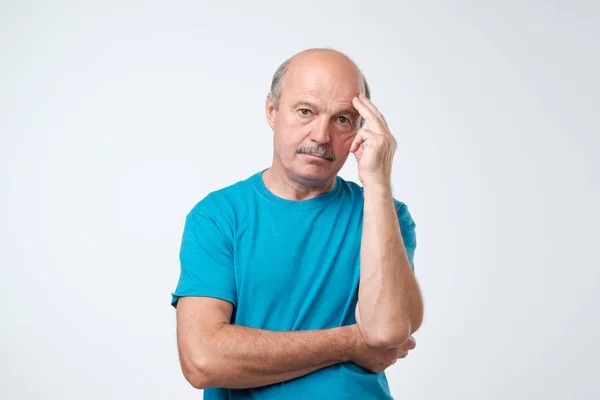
394 200 417 272
171 205 236 308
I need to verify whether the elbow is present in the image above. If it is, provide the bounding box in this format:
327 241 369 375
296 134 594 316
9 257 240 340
362 323 412 349
187 372 211 390
361 313 423 349
181 353 215 390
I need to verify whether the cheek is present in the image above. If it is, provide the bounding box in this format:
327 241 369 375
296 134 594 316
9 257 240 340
274 124 309 152
279 120 311 144
335 133 356 151
279 110 304 129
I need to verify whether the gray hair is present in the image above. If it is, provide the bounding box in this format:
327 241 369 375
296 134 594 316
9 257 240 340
269 58 293 110
269 52 371 127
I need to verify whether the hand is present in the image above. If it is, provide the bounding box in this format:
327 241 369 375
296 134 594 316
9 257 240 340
348 325 416 373
350 93 397 188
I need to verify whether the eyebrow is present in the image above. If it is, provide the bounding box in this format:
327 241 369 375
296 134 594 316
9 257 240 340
336 107 360 120
290 101 360 120
290 100 320 110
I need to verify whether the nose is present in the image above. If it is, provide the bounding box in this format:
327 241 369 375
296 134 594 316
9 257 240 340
310 117 331 145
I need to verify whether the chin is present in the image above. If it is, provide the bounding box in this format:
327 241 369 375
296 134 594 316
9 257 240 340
293 163 338 184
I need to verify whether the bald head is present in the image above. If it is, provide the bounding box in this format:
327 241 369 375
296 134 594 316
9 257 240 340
264 48 370 187
269 48 370 111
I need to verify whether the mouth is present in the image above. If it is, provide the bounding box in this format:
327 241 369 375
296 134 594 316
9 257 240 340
303 153 330 161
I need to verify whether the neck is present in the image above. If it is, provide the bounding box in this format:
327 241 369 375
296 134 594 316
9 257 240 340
262 165 336 201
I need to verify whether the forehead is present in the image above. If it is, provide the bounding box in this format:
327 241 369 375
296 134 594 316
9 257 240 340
283 65 362 104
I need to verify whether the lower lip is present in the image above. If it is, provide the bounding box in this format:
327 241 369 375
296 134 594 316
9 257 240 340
303 154 327 160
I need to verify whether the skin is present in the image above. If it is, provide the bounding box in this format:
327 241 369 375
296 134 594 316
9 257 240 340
263 49 364 197
265 49 423 347
177 297 415 389
176 49 423 390
351 94 424 348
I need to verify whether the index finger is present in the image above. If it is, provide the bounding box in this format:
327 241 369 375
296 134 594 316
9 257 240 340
352 95 385 130
359 93 388 123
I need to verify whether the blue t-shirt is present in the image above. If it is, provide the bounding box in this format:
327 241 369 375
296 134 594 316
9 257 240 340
171 170 417 400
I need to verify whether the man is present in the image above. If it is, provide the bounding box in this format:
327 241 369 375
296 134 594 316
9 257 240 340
171 48 424 400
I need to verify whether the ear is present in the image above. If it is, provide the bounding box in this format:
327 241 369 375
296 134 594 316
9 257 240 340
265 93 276 131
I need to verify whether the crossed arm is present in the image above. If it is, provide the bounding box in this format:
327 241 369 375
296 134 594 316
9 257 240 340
176 297 359 389
175 192 423 390
177 296 416 390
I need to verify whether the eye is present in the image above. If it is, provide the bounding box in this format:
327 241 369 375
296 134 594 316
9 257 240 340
337 116 351 125
299 109 312 116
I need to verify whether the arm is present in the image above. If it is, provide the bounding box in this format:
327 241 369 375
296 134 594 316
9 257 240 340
357 186 423 348
173 202 363 389
350 93 424 349
177 296 359 390
172 196 406 389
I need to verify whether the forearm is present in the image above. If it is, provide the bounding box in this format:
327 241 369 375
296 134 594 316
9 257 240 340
358 184 423 347
197 324 357 389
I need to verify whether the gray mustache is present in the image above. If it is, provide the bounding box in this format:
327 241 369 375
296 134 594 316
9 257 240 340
296 145 336 162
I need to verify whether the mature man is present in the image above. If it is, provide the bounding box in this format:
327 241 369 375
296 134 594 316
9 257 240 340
171 48 424 400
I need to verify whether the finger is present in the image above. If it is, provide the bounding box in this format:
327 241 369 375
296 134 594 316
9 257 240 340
353 142 364 162
352 96 383 130
349 128 374 153
358 93 388 125
349 131 365 153
349 128 382 153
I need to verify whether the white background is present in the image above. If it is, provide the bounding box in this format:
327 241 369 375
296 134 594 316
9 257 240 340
1 1 599 399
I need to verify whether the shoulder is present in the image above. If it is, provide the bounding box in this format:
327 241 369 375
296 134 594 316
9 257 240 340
186 172 257 230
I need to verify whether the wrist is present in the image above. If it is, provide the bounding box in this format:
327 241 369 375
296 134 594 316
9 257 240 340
362 181 392 197
339 325 361 362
